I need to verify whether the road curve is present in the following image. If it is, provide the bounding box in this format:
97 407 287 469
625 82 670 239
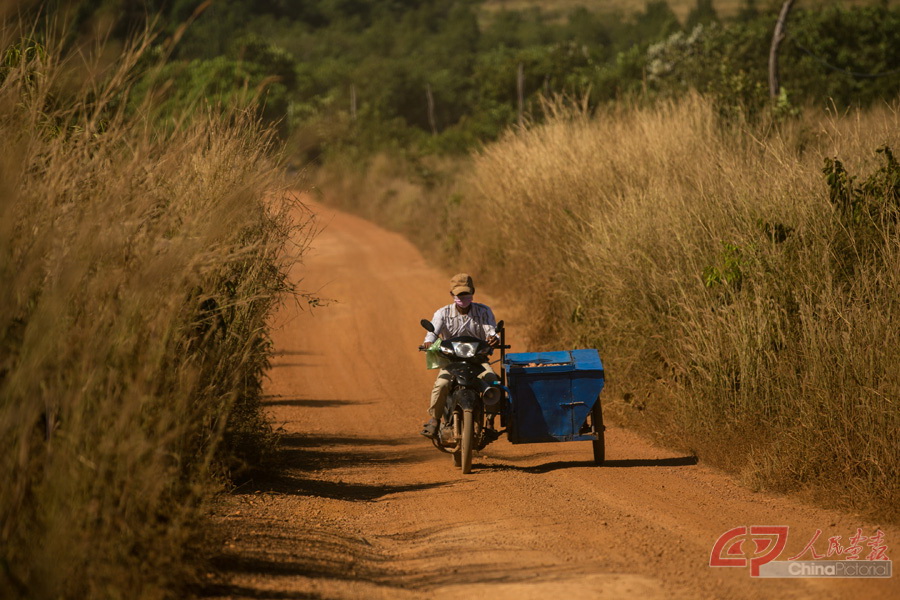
207 201 899 600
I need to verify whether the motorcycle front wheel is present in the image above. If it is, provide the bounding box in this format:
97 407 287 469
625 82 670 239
452 412 462 467
460 409 474 474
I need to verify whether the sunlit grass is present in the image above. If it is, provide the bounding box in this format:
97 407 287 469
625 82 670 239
461 94 899 520
322 94 900 522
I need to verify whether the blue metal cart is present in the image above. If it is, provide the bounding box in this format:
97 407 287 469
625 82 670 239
502 349 606 464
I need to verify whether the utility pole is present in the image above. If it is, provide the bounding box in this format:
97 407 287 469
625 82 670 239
769 0 796 98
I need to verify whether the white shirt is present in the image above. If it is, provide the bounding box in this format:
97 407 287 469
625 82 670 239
424 302 497 344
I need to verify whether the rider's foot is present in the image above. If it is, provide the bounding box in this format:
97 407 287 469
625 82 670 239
420 418 438 438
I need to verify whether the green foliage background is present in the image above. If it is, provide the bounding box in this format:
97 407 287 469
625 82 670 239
37 0 900 163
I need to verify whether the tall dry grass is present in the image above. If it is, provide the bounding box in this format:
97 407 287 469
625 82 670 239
0 25 309 598
319 94 898 519
461 95 899 519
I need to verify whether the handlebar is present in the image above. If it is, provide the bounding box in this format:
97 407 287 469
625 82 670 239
418 343 511 351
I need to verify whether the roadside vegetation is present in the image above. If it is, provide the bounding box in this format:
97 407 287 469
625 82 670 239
326 95 900 522
0 20 311 599
55 0 893 519
464 97 900 520
308 2 899 522
3 4 897 598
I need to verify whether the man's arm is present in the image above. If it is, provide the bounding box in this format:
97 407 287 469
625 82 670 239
423 307 445 344
482 304 498 342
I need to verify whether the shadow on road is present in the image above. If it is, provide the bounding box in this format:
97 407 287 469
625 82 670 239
272 349 319 357
476 455 697 473
236 474 451 501
262 397 366 407
229 432 435 500
277 432 410 448
198 524 588 598
603 456 698 468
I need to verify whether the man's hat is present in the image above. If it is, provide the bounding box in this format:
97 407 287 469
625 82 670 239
450 273 474 295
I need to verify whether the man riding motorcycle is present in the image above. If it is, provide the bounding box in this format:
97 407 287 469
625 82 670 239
419 273 500 438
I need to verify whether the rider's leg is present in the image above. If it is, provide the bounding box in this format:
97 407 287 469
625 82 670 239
421 369 452 437
428 368 453 420
478 363 500 384
478 364 502 429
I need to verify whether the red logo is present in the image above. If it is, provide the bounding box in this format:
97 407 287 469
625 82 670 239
711 526 891 577
710 526 789 576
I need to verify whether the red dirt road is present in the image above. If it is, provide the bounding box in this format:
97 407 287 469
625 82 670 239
207 203 899 599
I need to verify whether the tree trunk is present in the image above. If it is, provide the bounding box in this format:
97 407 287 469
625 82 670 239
426 84 437 136
769 0 796 98
517 62 525 127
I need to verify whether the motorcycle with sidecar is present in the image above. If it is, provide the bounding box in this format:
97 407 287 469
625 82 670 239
419 318 605 474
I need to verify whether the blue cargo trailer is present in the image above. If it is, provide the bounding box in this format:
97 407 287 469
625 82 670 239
503 350 605 464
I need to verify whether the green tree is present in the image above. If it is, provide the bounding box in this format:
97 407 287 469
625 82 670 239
686 0 718 30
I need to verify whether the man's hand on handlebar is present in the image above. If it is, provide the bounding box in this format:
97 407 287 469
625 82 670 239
418 343 429 351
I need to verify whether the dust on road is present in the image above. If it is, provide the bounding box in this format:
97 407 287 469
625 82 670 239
206 202 899 600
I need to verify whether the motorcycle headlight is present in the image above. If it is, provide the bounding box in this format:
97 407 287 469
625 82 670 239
451 341 478 358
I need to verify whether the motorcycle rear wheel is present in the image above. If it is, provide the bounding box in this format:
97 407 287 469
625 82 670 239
461 409 474 474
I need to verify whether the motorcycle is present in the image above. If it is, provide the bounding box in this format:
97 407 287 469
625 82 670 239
419 318 510 474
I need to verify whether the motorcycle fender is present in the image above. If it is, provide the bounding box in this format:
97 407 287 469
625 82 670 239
453 388 479 411
443 388 479 420
445 362 482 387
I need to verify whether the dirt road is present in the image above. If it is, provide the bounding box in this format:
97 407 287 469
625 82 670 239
206 202 898 600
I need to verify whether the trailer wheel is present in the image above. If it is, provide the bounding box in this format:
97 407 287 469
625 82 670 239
592 401 605 465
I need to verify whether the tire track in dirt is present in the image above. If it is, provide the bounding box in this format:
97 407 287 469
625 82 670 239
205 201 899 600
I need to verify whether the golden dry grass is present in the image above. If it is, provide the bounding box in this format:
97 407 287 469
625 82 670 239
321 94 899 521
0 24 311 598
460 95 899 519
